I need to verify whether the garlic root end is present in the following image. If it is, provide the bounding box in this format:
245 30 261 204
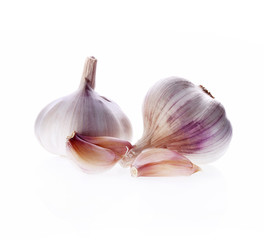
130 167 138 177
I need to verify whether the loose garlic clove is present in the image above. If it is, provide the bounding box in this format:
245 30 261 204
75 134 133 158
130 148 200 177
67 132 132 173
121 77 232 167
35 57 132 156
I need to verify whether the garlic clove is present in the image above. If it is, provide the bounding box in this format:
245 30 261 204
75 133 133 159
130 148 200 177
66 132 131 173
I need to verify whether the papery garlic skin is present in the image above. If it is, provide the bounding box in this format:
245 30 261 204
67 132 132 173
35 57 132 156
131 148 200 177
122 77 232 166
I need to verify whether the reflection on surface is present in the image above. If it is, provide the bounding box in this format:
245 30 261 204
35 156 226 230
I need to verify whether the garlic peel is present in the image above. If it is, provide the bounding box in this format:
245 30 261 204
131 148 200 177
67 132 132 173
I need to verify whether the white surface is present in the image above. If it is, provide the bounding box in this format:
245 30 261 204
1 0 264 239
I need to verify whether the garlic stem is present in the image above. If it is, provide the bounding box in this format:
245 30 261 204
80 56 97 90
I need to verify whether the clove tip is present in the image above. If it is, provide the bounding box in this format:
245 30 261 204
67 131 76 140
193 164 201 173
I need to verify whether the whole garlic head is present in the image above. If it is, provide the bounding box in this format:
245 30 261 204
35 57 132 156
121 77 232 166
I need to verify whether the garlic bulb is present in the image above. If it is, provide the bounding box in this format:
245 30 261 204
35 56 132 156
121 77 232 167
67 132 132 173
131 148 200 177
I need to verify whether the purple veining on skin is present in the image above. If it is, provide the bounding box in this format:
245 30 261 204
168 102 225 141
187 124 232 154
170 116 232 153
148 92 191 130
172 122 221 149
201 120 232 147
166 95 204 126
176 130 212 152
179 112 224 140
163 109 229 153
145 80 194 127
167 88 196 114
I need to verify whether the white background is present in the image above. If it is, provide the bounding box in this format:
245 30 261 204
1 0 264 239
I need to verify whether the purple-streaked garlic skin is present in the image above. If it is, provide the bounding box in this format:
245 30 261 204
67 132 132 173
131 148 200 177
35 57 132 156
122 77 232 166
